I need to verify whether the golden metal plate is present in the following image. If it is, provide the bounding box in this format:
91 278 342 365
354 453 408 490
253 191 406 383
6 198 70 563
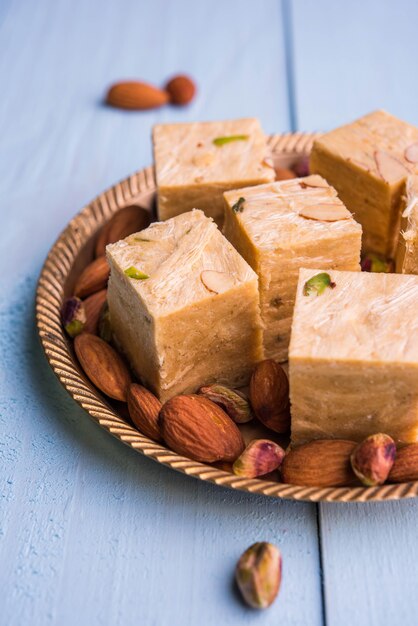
36 132 418 503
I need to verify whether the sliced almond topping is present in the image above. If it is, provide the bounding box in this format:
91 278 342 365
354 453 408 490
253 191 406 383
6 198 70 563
405 142 418 164
299 204 352 222
299 178 329 189
374 150 409 183
347 157 372 173
262 157 274 169
200 270 236 294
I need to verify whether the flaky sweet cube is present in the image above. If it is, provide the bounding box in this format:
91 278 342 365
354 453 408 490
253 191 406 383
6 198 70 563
153 118 274 224
310 109 418 256
106 209 263 402
289 268 418 445
223 176 362 361
396 176 418 274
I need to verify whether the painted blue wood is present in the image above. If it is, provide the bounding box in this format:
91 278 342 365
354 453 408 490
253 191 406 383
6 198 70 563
0 1 323 625
292 1 418 624
291 0 418 131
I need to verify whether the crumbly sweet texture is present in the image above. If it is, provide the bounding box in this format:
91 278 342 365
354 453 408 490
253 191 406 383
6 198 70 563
153 118 274 224
289 268 418 445
106 210 263 402
396 176 418 274
310 110 418 256
222 176 362 361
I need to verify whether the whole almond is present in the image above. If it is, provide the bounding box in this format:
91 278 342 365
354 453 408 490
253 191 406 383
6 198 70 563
106 81 169 110
160 395 245 463
74 256 109 298
165 74 196 105
250 360 290 433
389 444 418 483
127 383 162 442
281 440 358 487
74 333 131 401
95 205 151 257
83 289 107 334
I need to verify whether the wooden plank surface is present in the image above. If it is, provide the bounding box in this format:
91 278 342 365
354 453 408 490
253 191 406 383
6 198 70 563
291 0 418 131
0 1 323 625
292 1 418 624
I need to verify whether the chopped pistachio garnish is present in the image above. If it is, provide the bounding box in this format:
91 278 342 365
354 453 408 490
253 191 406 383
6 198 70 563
303 272 336 296
361 254 394 273
124 266 149 280
133 236 151 242
232 197 245 213
213 134 249 146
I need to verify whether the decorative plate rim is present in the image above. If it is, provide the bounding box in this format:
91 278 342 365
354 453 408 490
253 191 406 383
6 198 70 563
35 132 418 503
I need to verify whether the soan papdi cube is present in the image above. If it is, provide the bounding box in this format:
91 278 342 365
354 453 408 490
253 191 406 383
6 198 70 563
153 118 274 224
289 268 418 445
396 175 418 274
106 209 263 402
223 176 362 361
310 110 418 257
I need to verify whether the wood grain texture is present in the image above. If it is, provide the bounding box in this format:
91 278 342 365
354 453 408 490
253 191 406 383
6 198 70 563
0 1 323 625
292 1 418 624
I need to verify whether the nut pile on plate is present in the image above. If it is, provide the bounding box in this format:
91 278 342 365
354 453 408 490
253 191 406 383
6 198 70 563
61 176 418 490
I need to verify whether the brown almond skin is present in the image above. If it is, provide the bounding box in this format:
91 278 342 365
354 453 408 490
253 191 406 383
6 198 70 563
250 360 290 433
160 395 245 463
165 75 196 105
74 333 131 401
74 256 110 298
389 444 418 483
275 167 297 181
106 81 169 110
127 384 162 442
83 289 107 334
95 205 151 258
281 440 358 487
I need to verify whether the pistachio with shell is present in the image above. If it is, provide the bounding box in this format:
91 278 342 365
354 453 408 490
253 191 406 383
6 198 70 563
350 433 396 486
235 542 282 609
98 301 113 343
233 439 285 478
61 297 86 337
198 384 253 423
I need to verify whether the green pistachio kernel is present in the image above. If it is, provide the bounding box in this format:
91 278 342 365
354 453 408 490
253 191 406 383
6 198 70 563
232 197 245 213
213 134 249 146
124 266 149 280
303 272 336 296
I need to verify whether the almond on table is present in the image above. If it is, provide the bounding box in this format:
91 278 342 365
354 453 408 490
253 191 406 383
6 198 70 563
106 209 263 402
223 176 361 361
164 74 196 105
106 81 169 110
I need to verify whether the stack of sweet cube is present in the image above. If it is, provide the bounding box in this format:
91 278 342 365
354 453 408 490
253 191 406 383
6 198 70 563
107 112 418 447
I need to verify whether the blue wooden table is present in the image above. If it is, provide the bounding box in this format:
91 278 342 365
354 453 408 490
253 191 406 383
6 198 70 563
2 1 418 624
